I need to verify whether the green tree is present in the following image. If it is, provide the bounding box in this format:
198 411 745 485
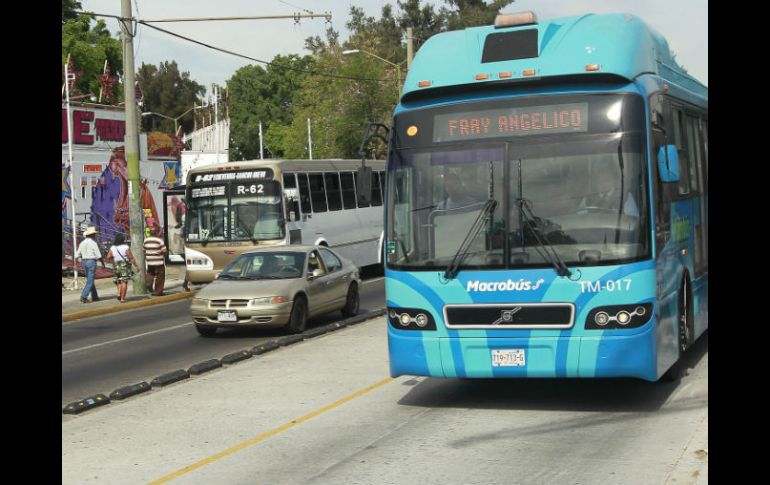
62 0 82 24
440 0 514 31
228 54 314 160
62 14 123 100
137 61 205 134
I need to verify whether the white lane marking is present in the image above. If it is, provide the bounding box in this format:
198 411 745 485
62 322 194 356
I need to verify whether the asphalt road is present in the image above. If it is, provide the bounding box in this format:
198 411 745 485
62 317 708 485
62 276 386 407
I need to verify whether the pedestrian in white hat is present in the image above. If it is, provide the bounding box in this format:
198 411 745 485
75 226 106 303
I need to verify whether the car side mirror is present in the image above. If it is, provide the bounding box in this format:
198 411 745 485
657 144 680 183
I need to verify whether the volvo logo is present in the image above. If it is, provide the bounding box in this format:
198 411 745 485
491 307 522 325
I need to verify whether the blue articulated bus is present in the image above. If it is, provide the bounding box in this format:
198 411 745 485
384 11 707 381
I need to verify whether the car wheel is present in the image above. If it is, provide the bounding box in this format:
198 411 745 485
195 324 217 337
286 295 308 334
341 283 360 318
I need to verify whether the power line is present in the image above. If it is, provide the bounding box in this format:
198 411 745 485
79 11 391 83
277 0 315 16
136 20 391 83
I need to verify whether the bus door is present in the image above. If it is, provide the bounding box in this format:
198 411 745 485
684 113 707 278
283 172 304 244
162 188 186 263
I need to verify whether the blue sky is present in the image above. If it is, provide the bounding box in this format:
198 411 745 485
79 0 708 93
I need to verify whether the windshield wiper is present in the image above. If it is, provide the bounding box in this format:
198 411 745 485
516 198 572 278
443 199 498 280
218 274 245 280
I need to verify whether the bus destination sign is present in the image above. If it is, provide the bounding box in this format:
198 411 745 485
192 168 274 183
432 102 588 142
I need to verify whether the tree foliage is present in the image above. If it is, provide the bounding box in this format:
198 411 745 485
227 55 314 160
62 14 123 100
62 0 83 24
137 61 206 134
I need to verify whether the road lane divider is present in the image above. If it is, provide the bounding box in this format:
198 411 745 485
62 308 387 416
148 376 396 485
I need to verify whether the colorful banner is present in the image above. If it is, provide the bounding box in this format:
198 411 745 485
160 162 182 189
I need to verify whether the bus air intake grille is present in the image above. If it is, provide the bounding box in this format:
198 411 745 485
443 304 575 329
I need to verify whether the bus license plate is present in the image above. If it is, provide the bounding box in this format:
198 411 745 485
217 310 237 322
491 349 526 367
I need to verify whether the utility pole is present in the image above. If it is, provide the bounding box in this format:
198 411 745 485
64 58 79 290
406 27 414 70
307 118 313 160
259 121 264 159
120 0 147 295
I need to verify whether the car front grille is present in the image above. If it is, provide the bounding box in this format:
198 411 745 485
210 299 250 308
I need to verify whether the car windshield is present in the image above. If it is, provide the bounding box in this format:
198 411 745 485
219 252 306 280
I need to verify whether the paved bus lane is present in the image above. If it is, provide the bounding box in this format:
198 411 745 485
62 318 707 485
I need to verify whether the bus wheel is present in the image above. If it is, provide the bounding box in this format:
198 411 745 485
342 283 360 318
286 295 308 334
196 324 217 337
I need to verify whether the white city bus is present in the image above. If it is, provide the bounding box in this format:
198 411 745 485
184 159 386 283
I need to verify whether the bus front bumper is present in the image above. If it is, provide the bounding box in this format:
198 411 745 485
388 325 657 381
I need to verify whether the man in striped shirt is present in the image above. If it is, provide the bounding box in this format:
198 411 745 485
143 226 167 296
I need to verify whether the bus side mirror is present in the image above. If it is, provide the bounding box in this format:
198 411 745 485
657 145 680 183
357 166 373 206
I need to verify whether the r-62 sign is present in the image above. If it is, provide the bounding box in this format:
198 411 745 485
234 184 264 195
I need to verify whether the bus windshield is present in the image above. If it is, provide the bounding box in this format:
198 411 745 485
186 180 285 243
388 130 649 271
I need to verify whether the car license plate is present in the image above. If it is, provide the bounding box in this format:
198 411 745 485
217 310 237 322
491 349 525 367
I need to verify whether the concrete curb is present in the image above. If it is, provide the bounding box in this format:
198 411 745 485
62 307 387 416
62 291 195 323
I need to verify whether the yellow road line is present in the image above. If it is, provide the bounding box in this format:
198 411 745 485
148 376 395 484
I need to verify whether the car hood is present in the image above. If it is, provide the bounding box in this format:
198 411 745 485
196 278 304 301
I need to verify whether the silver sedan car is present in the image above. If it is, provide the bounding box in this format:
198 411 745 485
190 245 362 336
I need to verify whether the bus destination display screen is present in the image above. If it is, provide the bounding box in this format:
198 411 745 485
433 102 588 142
191 168 274 184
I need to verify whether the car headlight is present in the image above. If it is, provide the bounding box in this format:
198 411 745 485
249 296 288 305
191 298 209 306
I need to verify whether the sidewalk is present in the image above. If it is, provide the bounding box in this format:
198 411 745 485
62 263 197 321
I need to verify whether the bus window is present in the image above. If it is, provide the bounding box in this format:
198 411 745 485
340 172 356 209
186 185 228 242
309 173 328 212
371 172 383 206
685 116 700 194
297 173 312 214
674 109 691 196
324 173 343 211
354 171 370 208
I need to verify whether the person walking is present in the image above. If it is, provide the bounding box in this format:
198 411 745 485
75 226 105 303
104 233 139 303
144 227 168 296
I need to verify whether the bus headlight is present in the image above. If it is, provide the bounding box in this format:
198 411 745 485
616 311 631 325
585 304 653 330
415 314 429 327
388 307 437 331
594 312 610 326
